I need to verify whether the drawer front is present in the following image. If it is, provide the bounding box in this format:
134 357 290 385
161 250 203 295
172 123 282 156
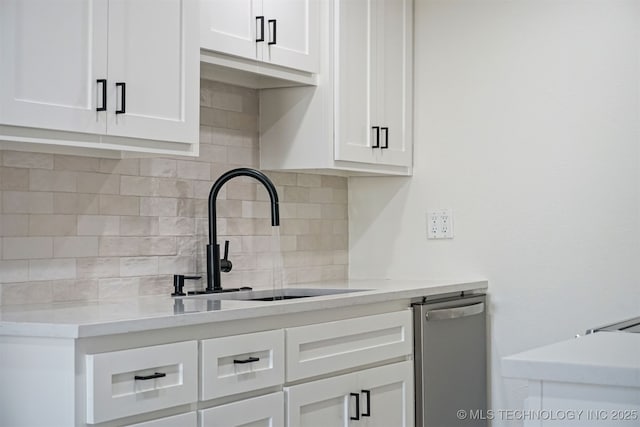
86 341 198 424
200 329 284 401
125 412 197 427
285 310 413 382
199 392 284 427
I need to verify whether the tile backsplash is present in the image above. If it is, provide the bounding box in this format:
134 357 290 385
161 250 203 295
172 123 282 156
0 80 348 305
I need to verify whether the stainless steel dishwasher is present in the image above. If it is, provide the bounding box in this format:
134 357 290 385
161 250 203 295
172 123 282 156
413 293 487 427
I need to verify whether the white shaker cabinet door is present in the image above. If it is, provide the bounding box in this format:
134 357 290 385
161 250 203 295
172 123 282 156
286 372 356 427
0 0 108 134
334 0 377 165
373 0 412 168
261 0 319 73
106 0 199 144
200 0 263 61
357 361 414 427
199 392 284 427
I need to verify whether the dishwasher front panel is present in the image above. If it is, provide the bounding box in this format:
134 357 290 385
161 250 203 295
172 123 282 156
414 294 487 427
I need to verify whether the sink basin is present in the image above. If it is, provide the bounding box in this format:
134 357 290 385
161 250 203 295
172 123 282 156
181 288 367 302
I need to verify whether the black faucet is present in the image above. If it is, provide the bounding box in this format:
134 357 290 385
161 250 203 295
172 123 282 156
206 168 280 293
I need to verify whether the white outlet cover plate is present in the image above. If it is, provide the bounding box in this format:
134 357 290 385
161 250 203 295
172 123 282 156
427 209 454 239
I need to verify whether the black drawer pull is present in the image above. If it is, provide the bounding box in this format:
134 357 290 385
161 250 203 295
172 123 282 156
381 127 389 149
96 79 107 111
134 372 166 381
350 393 360 420
256 16 265 42
268 19 277 45
372 126 380 148
362 389 371 416
233 356 260 364
115 82 126 114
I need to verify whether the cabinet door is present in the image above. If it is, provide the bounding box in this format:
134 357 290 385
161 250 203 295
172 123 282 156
0 0 108 134
261 0 319 73
286 372 356 427
358 362 414 427
334 0 377 165
200 392 284 427
106 0 199 144
374 0 412 168
200 0 263 61
125 412 197 427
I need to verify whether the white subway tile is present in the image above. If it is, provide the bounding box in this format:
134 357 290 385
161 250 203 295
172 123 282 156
76 172 119 194
28 214 76 236
0 260 29 283
3 237 52 259
99 195 139 216
140 197 178 216
53 237 99 258
99 158 139 176
29 169 76 192
77 215 120 236
296 174 321 188
177 160 210 180
3 151 53 169
98 277 140 300
1 167 30 190
139 158 177 177
120 257 159 277
1 215 28 236
120 216 159 236
2 191 53 214
159 217 195 236
52 279 98 302
1 282 53 305
29 259 76 281
76 257 119 279
54 155 101 172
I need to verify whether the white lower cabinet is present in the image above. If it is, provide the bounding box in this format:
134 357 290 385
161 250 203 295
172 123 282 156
285 361 414 427
125 412 197 427
199 392 284 427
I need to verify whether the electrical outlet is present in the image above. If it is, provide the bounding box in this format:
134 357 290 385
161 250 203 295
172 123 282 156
427 209 454 239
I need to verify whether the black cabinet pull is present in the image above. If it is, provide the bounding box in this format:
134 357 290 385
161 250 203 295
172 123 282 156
372 126 380 148
233 356 260 364
134 372 166 381
268 19 277 45
256 16 265 42
350 392 360 420
115 82 126 114
361 389 371 416
381 127 389 149
96 79 107 112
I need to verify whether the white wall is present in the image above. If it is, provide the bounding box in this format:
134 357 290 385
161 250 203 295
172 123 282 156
349 0 640 424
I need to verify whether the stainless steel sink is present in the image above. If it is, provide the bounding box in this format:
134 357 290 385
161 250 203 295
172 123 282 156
181 288 367 302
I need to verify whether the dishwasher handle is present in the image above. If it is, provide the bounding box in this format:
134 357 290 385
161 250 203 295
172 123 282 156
426 302 484 321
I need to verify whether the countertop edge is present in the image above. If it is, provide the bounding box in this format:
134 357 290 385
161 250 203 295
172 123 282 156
0 280 487 339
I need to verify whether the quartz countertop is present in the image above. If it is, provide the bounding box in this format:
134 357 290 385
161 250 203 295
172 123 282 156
0 278 487 339
502 332 640 388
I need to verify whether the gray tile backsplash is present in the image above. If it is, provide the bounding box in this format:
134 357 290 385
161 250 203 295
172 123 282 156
0 80 348 305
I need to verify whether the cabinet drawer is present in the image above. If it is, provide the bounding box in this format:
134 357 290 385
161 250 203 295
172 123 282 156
199 392 284 427
285 310 412 381
124 412 197 427
200 329 284 401
86 341 198 424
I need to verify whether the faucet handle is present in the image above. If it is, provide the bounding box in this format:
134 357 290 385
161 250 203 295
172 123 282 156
220 240 233 273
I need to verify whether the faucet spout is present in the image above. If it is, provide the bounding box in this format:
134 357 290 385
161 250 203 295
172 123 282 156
207 168 280 292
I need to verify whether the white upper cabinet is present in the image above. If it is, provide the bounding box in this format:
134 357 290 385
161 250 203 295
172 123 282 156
0 0 199 156
259 0 413 176
0 0 108 134
106 0 199 144
200 0 319 74
334 0 413 168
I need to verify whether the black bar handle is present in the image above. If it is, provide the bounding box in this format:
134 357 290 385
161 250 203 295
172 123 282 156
268 19 277 45
233 356 260 364
220 240 232 273
350 393 360 420
96 79 107 111
381 127 389 149
115 82 126 114
256 16 265 42
361 390 371 416
372 126 380 148
134 372 166 381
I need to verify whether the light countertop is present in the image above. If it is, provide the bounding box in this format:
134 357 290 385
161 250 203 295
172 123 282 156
0 278 487 339
502 332 640 388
